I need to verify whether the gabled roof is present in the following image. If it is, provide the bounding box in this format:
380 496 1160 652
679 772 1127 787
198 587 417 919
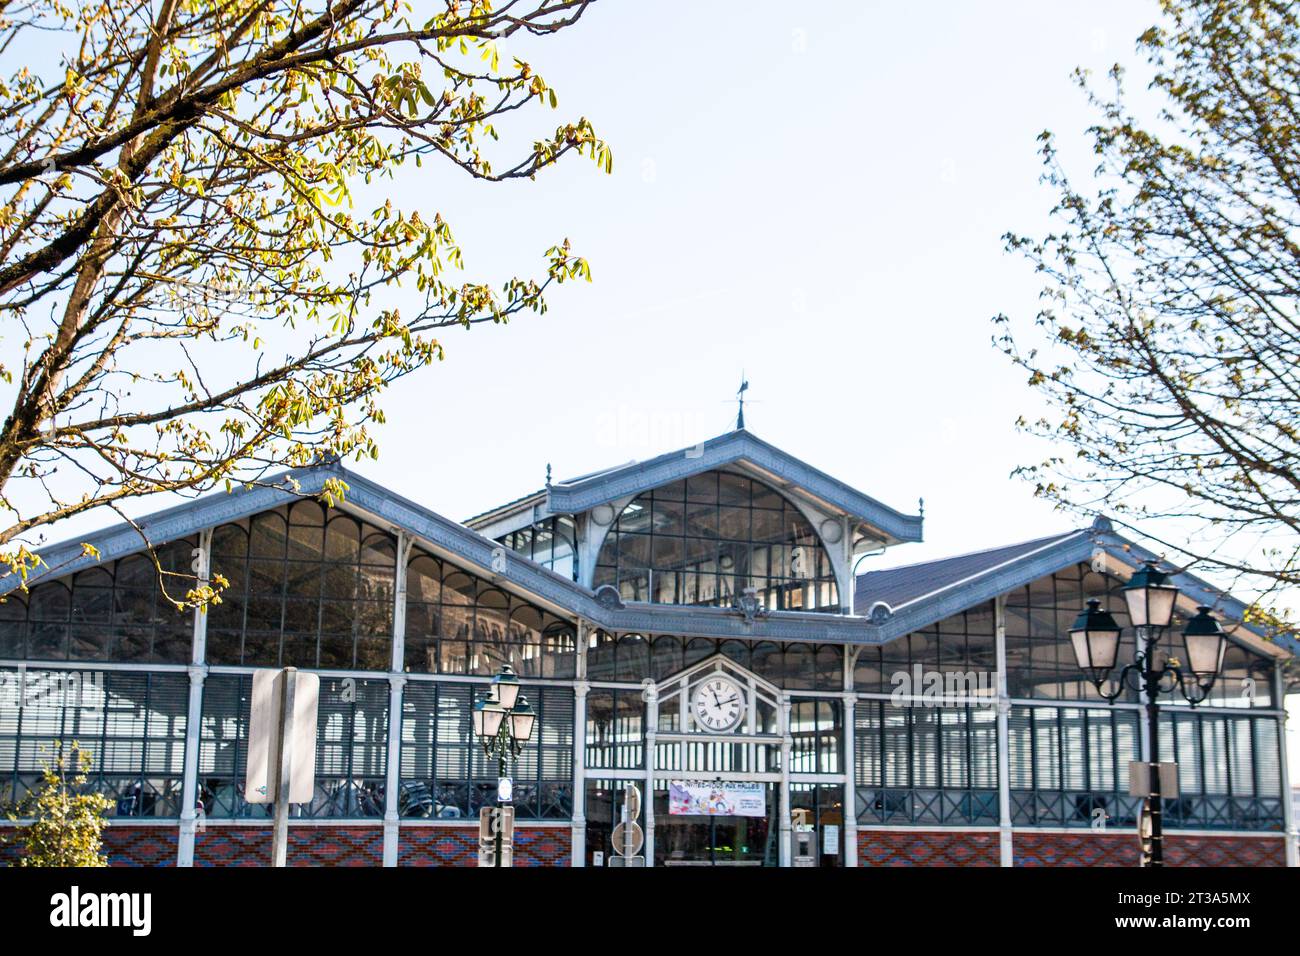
0 463 595 619
5 468 1293 659
855 518 1299 660
856 530 1086 612
469 428 923 545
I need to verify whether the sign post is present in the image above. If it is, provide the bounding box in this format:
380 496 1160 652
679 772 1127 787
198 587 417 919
608 784 645 867
1129 761 1177 868
245 668 319 867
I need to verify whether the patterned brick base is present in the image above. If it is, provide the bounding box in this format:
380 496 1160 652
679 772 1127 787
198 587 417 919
1013 831 1287 867
857 829 1001 866
854 829 1289 867
193 826 383 867
2 822 1284 867
399 825 570 867
398 826 476 866
0 824 177 866
514 826 571 866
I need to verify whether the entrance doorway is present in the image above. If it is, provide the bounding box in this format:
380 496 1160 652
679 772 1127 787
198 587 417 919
789 782 844 867
652 783 778 866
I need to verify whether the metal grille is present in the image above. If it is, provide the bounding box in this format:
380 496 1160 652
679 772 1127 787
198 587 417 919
197 673 389 818
854 698 999 825
0 666 188 817
400 680 573 820
1008 704 1141 827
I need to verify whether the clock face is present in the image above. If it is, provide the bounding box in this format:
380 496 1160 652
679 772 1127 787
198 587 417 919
692 676 745 732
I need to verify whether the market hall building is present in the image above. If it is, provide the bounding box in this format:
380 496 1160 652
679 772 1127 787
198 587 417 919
0 428 1294 867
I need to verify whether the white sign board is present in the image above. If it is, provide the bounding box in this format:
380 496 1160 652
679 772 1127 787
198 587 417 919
668 780 766 817
245 669 319 804
611 820 644 857
823 824 840 855
1128 761 1179 799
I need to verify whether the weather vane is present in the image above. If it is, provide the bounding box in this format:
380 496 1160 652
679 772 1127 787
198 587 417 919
736 375 749 430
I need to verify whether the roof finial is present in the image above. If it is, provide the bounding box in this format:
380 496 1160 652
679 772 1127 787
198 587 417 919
545 462 552 488
736 374 749 430
918 497 925 518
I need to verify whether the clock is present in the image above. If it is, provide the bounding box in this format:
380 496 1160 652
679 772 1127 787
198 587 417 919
691 675 745 732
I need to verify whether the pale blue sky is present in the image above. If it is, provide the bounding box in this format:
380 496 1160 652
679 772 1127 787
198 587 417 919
375 0 1156 553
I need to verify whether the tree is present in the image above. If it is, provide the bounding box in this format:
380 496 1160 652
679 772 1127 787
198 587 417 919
3 741 114 866
995 0 1300 621
0 0 609 602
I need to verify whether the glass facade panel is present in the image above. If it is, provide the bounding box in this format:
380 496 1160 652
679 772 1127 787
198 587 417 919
854 602 997 699
586 689 645 770
404 547 576 678
594 632 843 691
0 667 187 816
788 699 841 774
0 541 196 664
1007 705 1141 828
496 516 579 581
1004 565 1138 701
1158 710 1285 830
401 681 572 820
207 505 394 669
854 699 999 825
197 673 389 818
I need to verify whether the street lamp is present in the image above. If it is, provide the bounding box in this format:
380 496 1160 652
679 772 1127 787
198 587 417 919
473 664 536 867
1067 561 1228 867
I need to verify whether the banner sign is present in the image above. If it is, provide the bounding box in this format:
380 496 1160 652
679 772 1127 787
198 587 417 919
668 780 766 817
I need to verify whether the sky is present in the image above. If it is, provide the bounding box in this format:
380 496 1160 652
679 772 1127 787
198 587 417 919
374 0 1153 547
16 1 1300 766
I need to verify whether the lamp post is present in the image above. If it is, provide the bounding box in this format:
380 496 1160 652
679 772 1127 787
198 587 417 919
1068 561 1227 867
471 665 536 867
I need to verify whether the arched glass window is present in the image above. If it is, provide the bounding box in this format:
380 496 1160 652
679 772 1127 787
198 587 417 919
593 470 839 611
0 538 196 663
402 545 576 679
206 503 395 669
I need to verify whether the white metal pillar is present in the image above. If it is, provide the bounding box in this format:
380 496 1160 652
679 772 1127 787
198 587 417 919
994 594 1013 867
843 644 858 866
177 528 212 867
382 531 412 867
571 621 590 865
643 677 658 866
382 676 405 866
843 695 858 867
779 695 792 867
571 679 590 866
1277 662 1297 867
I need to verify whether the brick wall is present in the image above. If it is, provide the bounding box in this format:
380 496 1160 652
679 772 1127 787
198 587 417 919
0 823 177 866
1013 831 1287 867
1 821 1285 867
399 825 570 867
853 828 1289 867
857 829 1001 866
193 826 383 866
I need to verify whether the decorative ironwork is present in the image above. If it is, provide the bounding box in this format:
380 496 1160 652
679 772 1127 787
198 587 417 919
732 586 768 624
